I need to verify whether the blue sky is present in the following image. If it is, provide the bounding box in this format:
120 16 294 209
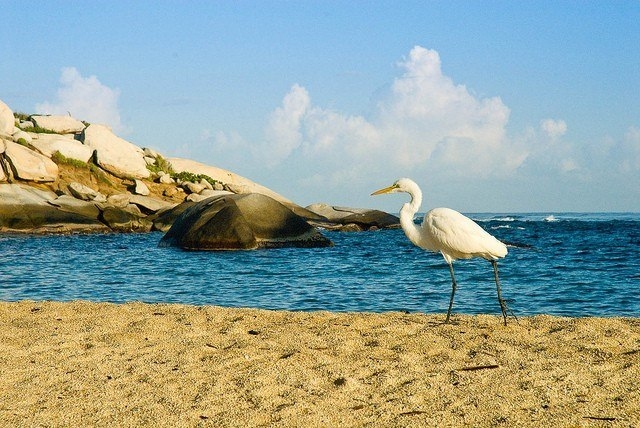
2 1 639 212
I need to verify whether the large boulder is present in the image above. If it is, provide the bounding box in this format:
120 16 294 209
0 100 14 137
4 141 58 182
82 124 150 179
305 203 400 231
151 201 197 232
29 133 93 163
30 115 86 134
0 183 108 233
159 194 333 250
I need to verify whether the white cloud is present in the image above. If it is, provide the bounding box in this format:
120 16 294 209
260 46 526 184
36 67 123 132
541 119 567 139
263 84 310 166
200 46 637 210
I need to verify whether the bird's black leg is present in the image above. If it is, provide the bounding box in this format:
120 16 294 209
492 260 508 326
445 262 457 324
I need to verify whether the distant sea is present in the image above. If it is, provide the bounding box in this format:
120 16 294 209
1 213 639 318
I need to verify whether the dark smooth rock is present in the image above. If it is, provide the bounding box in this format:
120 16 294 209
0 183 108 233
305 203 400 231
159 193 333 250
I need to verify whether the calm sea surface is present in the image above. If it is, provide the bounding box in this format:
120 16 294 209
1 213 639 317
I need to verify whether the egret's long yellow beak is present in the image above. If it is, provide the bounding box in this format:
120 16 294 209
371 184 396 196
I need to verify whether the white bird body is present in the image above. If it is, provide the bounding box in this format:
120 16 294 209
372 177 511 324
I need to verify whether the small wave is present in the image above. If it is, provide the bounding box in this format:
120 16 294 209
544 215 558 222
492 225 511 229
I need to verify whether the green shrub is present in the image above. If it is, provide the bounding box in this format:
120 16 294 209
16 138 28 147
171 171 219 187
19 125 60 134
146 154 174 175
51 151 88 168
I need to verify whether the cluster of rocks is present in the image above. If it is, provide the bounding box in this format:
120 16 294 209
0 99 398 249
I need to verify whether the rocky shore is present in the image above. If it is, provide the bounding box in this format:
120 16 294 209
0 99 398 241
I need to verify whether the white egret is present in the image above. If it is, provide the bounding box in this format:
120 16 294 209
371 178 511 325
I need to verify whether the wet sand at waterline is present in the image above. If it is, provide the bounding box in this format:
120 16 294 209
1 301 638 427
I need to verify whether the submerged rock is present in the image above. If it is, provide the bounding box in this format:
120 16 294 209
305 203 400 231
159 193 333 250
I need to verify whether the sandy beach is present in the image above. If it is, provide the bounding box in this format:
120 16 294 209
1 301 638 427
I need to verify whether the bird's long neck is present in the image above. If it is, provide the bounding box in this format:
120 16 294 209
399 184 423 247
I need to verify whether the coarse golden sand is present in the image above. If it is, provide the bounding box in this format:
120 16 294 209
1 301 639 427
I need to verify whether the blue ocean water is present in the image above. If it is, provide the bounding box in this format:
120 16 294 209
1 213 639 317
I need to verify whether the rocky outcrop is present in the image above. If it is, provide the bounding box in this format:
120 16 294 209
82 124 150 179
29 133 93 163
168 158 293 207
159 194 333 250
0 98 399 238
4 141 59 182
30 115 86 134
0 184 109 233
0 100 13 137
99 205 153 233
305 203 400 231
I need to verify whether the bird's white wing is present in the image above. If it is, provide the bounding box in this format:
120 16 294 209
423 208 507 261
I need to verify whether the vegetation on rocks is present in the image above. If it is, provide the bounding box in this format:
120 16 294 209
171 170 219 187
146 154 174 175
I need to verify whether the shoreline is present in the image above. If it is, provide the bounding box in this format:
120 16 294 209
1 300 639 426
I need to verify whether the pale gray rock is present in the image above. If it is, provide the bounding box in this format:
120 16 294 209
182 181 206 194
143 147 160 158
128 194 176 214
30 115 85 134
4 141 58 182
28 133 93 163
200 178 213 190
159 193 333 250
82 124 150 179
19 120 34 129
185 189 233 203
0 100 14 137
200 189 233 198
157 172 174 184
144 156 156 166
68 182 106 202
185 193 208 202
12 129 33 144
107 193 131 208
132 179 150 196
